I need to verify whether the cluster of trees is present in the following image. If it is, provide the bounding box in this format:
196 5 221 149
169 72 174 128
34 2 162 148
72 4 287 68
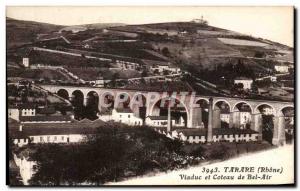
72 98 99 121
14 123 266 185
28 126 198 185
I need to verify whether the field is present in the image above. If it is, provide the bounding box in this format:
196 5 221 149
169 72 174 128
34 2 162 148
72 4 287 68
30 50 111 68
218 38 269 47
7 68 71 82
83 41 167 61
196 29 240 36
67 67 141 81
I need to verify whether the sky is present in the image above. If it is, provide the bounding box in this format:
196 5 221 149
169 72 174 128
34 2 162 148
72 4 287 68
6 6 294 46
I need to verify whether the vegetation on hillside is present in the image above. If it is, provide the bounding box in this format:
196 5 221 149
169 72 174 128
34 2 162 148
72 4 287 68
6 17 63 48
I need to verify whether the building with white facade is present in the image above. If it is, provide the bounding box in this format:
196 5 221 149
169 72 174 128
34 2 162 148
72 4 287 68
275 65 289 73
111 108 143 126
145 116 185 127
270 76 277 82
95 76 105 87
8 105 36 121
8 105 72 123
22 58 29 68
240 111 251 129
116 59 141 71
262 107 274 115
150 64 181 75
234 77 253 90
154 127 259 144
220 113 230 124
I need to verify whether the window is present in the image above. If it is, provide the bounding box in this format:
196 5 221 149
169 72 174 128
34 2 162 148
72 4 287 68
61 136 64 141
128 115 130 118
47 136 50 142
40 137 44 142
120 115 122 118
54 136 57 141
32 111 34 115
32 165 37 170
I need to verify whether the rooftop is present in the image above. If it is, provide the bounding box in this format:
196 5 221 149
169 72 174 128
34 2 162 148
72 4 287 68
9 103 36 110
234 77 253 81
147 116 175 120
10 119 106 138
153 127 258 136
20 115 71 122
115 108 133 113
10 127 99 138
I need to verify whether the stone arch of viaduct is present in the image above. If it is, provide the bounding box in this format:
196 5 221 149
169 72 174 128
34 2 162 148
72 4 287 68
41 85 294 146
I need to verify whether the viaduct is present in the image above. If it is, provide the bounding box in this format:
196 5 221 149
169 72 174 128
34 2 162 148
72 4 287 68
39 84 294 146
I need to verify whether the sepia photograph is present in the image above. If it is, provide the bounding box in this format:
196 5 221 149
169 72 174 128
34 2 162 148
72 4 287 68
6 6 295 186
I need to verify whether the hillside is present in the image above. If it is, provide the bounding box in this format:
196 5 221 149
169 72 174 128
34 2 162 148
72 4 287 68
106 21 293 70
59 23 125 33
6 17 64 48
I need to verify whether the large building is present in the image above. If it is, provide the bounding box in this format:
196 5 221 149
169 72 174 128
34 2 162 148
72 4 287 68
10 120 105 185
234 77 253 90
145 116 185 127
8 105 72 123
112 108 143 126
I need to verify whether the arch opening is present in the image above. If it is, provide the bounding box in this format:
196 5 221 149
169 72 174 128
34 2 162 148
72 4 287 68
130 93 147 121
71 90 84 120
215 101 231 129
232 102 252 130
280 106 294 144
149 97 188 128
256 104 275 144
99 92 115 114
85 91 99 120
57 89 69 100
115 92 131 109
195 99 209 128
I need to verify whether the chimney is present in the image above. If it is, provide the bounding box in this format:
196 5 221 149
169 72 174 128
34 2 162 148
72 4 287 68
19 125 23 132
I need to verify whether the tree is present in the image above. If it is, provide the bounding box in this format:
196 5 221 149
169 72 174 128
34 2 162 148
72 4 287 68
153 69 160 75
251 82 259 94
141 70 148 77
140 78 146 84
254 51 265 58
110 73 120 87
163 70 170 75
162 47 170 57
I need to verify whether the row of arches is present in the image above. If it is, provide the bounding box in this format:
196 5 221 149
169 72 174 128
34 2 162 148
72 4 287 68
57 88 293 117
56 88 294 145
194 99 294 144
57 89 148 121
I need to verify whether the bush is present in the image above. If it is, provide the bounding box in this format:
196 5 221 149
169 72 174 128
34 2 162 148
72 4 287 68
205 144 231 160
